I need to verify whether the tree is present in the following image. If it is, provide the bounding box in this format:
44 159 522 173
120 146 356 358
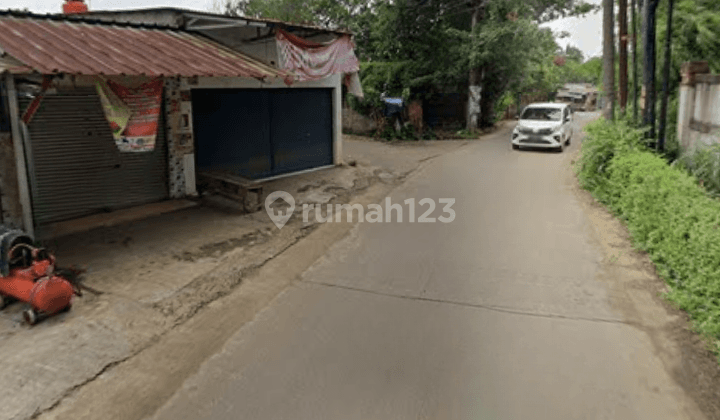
465 0 598 129
631 0 639 122
220 0 599 129
657 0 675 152
658 0 720 73
525 0 600 22
651 0 720 152
603 0 615 120
618 0 628 110
216 0 370 30
565 45 584 63
467 0 484 132
642 0 660 137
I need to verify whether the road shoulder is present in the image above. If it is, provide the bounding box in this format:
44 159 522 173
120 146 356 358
33 139 468 420
566 147 720 420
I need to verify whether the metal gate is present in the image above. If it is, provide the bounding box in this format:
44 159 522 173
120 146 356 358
192 88 333 180
22 87 169 226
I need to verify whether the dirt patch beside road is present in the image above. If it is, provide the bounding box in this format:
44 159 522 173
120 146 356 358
0 135 468 420
567 149 720 420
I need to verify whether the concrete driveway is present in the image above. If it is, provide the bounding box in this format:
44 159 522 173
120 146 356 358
140 113 710 420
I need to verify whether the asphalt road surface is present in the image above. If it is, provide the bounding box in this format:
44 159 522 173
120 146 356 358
148 113 706 420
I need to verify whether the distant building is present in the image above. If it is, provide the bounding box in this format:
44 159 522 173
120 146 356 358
555 83 599 111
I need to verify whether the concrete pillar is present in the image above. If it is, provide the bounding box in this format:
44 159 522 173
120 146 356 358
333 74 343 165
678 61 710 150
677 83 694 150
165 77 197 198
4 75 34 236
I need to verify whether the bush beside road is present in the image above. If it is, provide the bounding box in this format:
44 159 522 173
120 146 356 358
576 118 720 358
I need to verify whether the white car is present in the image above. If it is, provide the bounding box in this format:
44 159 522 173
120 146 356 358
511 103 574 152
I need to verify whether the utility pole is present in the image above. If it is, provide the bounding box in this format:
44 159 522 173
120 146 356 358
619 0 628 111
603 0 615 120
658 0 675 151
642 0 660 139
467 2 483 132
631 0 639 123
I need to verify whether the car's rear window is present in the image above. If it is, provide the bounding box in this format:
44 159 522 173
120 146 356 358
521 108 562 121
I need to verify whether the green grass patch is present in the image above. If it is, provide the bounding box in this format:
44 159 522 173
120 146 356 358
576 118 720 357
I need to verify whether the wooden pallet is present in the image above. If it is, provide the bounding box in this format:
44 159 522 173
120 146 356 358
197 171 264 213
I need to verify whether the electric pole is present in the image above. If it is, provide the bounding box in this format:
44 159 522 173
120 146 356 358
619 0 628 111
603 0 615 120
658 0 675 151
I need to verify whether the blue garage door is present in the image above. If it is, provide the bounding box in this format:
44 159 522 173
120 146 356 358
192 88 333 180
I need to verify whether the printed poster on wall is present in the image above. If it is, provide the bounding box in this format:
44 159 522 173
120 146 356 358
95 78 163 152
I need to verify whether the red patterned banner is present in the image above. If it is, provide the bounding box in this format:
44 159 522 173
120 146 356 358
96 78 163 153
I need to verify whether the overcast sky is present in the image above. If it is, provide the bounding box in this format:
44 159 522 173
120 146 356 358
541 0 604 60
5 0 604 61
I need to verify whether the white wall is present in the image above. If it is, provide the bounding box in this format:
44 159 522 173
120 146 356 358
677 68 720 152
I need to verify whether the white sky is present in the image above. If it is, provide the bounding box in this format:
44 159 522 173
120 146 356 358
5 0 604 61
540 0 604 61
3 0 215 14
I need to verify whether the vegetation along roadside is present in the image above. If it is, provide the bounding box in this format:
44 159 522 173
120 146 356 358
576 117 720 360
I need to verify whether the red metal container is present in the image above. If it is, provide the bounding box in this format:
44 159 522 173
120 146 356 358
62 1 88 14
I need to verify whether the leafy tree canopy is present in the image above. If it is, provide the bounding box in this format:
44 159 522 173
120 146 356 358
565 44 584 63
216 0 600 126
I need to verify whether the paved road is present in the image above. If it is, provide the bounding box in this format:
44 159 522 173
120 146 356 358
149 113 704 420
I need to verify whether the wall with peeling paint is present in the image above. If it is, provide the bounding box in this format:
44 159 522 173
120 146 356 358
677 62 720 151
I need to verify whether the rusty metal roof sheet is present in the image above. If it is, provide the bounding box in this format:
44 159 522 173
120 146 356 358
0 13 286 79
81 7 353 35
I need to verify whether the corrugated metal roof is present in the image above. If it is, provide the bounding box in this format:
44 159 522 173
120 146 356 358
82 7 353 35
0 53 32 73
0 14 286 79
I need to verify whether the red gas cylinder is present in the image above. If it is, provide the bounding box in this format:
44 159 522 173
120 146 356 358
63 0 88 14
29 276 74 315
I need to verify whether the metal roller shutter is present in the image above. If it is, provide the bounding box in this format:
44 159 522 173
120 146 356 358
192 88 333 180
21 87 169 226
270 88 333 174
192 89 273 179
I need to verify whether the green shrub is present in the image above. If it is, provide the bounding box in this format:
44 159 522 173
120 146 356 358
575 118 646 202
675 144 720 199
454 129 478 139
578 122 720 356
351 61 416 118
377 119 419 141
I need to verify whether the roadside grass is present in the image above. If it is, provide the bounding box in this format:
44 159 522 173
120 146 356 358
454 129 481 139
575 117 720 359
